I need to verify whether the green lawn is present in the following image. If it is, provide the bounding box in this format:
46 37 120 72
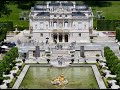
92 1 120 20
91 1 120 28
0 3 29 27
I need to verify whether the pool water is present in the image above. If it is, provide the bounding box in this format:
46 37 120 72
19 66 99 89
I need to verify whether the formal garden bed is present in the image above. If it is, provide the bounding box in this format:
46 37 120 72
96 46 120 89
0 47 26 89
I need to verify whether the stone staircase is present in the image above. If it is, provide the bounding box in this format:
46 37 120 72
52 50 69 55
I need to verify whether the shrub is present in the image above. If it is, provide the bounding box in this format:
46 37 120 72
17 61 22 63
9 78 17 88
4 76 10 80
103 77 109 88
16 70 21 76
4 68 11 75
0 77 4 85
16 63 25 76
12 60 16 66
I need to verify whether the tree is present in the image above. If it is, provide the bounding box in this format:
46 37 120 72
16 1 36 10
0 1 12 17
0 27 7 42
82 1 112 7
0 63 4 84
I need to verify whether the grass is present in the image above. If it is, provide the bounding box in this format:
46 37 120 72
92 1 120 20
0 3 29 27
91 1 120 28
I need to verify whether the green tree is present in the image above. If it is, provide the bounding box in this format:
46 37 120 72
0 27 7 41
0 1 12 17
16 1 36 10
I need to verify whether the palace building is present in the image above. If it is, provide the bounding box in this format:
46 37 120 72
29 1 93 43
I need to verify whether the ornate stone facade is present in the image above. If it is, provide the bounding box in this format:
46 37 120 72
29 1 93 43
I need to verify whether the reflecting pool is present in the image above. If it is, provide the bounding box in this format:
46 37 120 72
19 66 99 89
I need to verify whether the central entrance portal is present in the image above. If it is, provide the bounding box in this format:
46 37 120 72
53 33 69 43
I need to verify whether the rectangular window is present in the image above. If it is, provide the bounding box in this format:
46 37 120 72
78 22 82 29
40 22 43 29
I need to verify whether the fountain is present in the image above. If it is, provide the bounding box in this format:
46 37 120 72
51 73 68 86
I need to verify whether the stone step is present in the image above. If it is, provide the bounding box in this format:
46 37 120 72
52 50 68 54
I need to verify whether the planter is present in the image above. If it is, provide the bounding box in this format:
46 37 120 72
47 59 50 63
71 59 74 63
22 58 26 63
18 65 22 69
13 73 17 78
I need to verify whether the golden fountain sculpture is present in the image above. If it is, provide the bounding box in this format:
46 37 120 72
51 73 68 86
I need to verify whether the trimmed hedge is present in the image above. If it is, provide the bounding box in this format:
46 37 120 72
0 21 13 31
97 20 120 31
13 26 29 31
9 77 17 88
104 46 120 85
116 27 120 41
0 47 18 85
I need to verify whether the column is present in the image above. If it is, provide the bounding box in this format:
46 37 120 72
63 33 65 42
57 19 58 28
63 19 64 29
57 33 59 43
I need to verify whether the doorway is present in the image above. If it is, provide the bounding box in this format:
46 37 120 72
65 34 68 42
59 34 63 42
53 33 57 42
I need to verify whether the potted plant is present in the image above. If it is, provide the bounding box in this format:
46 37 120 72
96 54 100 63
22 58 26 63
47 59 50 63
71 59 74 63
71 54 74 57
18 65 22 69
13 73 17 78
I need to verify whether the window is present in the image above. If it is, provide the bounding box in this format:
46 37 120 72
40 33 43 37
60 15 62 17
54 15 56 17
78 22 82 29
40 22 43 29
79 33 81 37
35 25 37 29
65 15 67 17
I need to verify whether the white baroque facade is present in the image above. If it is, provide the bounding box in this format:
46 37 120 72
29 1 93 43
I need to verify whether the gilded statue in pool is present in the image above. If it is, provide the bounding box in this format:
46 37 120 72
51 73 68 86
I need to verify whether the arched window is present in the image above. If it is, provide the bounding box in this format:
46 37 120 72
64 21 68 29
53 21 57 29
